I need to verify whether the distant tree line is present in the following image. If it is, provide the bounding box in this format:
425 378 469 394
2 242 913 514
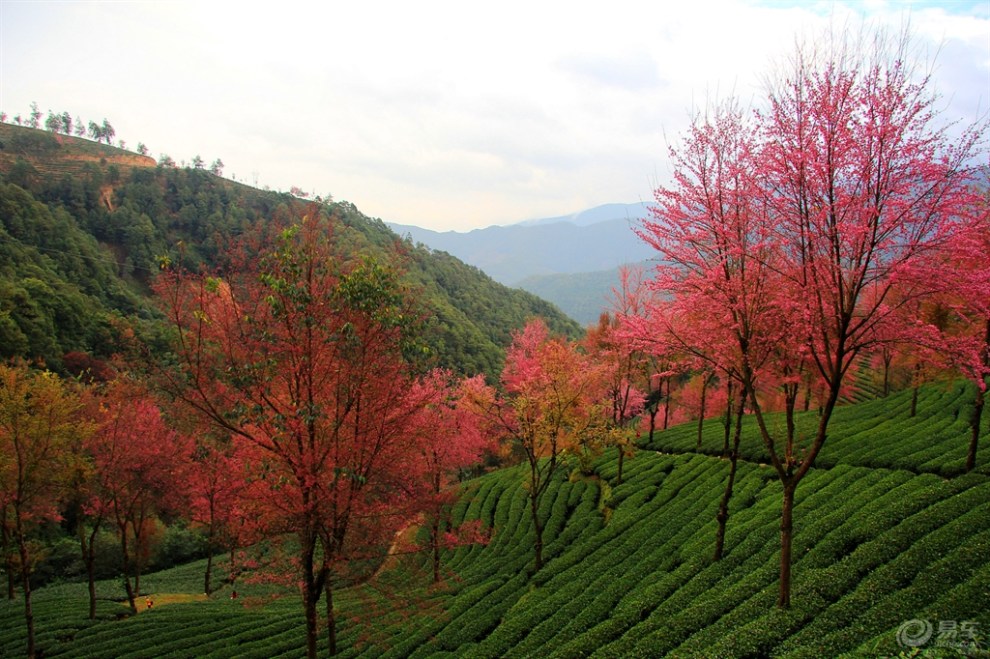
0 103 225 179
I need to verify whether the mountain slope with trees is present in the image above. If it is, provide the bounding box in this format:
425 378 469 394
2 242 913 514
0 121 579 378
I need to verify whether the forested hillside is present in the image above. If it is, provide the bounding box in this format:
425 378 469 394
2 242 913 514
0 122 579 378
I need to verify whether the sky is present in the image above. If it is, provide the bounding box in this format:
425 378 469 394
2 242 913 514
1 1 988 232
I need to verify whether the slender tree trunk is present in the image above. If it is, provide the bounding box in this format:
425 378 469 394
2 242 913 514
2 510 15 599
616 449 625 486
133 529 144 602
785 386 798 446
203 504 215 596
432 472 443 583
910 363 922 417
204 548 214 596
304 586 319 659
967 320 990 473
968 385 984 473
301 531 320 659
648 407 658 444
746 361 844 611
697 372 713 450
80 522 99 619
120 525 137 614
431 517 442 583
16 522 36 658
722 380 733 457
778 479 796 609
530 491 544 571
714 388 746 561
325 579 337 656
882 352 892 397
662 379 671 430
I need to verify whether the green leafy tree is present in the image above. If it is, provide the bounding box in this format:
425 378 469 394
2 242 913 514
27 103 41 129
100 119 114 145
0 363 88 658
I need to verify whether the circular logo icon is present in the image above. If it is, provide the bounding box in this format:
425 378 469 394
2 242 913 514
897 619 934 648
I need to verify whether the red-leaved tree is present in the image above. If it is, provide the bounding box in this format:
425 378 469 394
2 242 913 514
409 369 492 582
87 378 192 614
154 209 433 657
637 28 986 607
474 319 608 571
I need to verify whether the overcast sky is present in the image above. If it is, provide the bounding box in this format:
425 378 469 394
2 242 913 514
1 1 987 231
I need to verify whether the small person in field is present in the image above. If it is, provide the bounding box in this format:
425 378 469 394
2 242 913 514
146 597 153 610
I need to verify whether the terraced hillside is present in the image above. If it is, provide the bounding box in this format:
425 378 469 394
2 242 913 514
2 382 988 657
644 379 989 478
0 123 155 186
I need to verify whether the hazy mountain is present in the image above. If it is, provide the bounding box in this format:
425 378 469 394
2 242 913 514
389 202 656 324
515 201 653 227
388 203 654 286
514 263 645 327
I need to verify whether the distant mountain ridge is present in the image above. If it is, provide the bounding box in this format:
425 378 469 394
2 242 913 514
389 202 656 325
388 202 654 286
516 202 653 227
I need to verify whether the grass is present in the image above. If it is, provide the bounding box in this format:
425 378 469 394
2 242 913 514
1 381 988 657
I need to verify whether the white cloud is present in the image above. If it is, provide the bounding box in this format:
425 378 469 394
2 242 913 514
1 0 986 230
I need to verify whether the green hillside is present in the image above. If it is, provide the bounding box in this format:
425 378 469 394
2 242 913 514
515 262 651 327
3 382 987 657
0 123 579 378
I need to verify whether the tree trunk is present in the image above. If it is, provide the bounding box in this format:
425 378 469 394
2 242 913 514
722 380 733 457
80 522 99 620
120 525 137 614
785 388 797 446
648 406 658 444
17 525 36 658
431 516 441 583
2 511 15 599
882 351 892 397
204 547 214 596
714 388 746 561
432 471 443 583
778 480 796 608
301 534 320 659
530 490 544 571
303 585 319 659
661 378 673 430
616 449 625 486
968 320 990 473
910 363 922 417
133 536 143 602
968 380 986 473
697 372 712 450
325 579 337 656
